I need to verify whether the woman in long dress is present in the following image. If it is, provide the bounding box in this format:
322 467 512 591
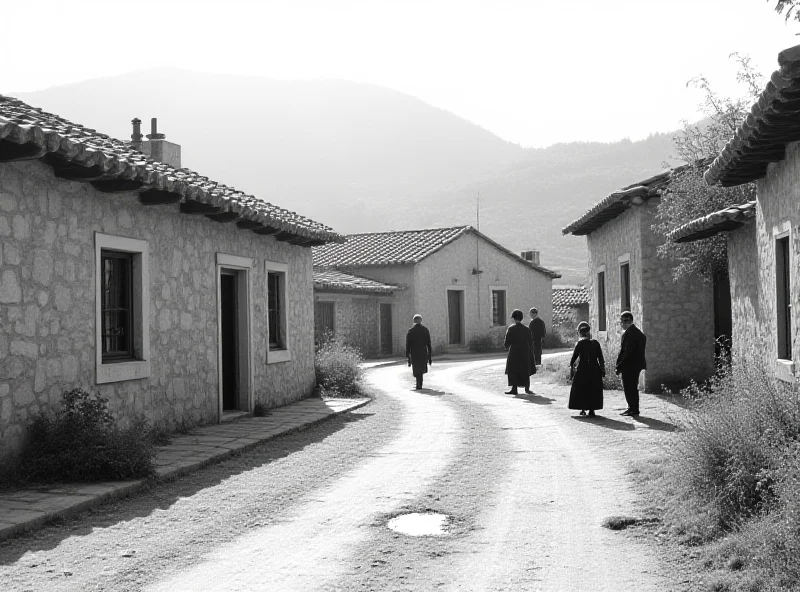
504 309 535 395
568 321 605 416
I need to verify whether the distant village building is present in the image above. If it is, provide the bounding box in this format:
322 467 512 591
552 285 589 329
0 98 342 462
312 269 403 357
669 44 800 383
312 227 560 355
562 171 719 391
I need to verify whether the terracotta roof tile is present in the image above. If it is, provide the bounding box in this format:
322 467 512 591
0 95 343 244
313 269 403 294
552 285 588 321
313 226 561 278
667 201 757 243
705 45 800 187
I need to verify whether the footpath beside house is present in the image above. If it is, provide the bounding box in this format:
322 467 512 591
0 97 342 462
312 269 403 357
312 226 560 355
669 44 800 383
562 171 718 391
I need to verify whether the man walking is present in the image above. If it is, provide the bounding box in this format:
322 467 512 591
615 311 647 417
406 314 432 390
528 307 546 366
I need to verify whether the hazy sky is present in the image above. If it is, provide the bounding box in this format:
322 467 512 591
3 0 799 148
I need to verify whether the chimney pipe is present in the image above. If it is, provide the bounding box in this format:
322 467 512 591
131 118 143 150
146 117 165 140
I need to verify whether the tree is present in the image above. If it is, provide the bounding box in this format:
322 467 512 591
770 0 800 22
652 54 762 282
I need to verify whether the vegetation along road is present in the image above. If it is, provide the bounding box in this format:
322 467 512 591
0 358 697 591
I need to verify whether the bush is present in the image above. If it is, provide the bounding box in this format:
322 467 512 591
315 335 365 397
14 388 157 483
543 323 578 349
468 334 499 353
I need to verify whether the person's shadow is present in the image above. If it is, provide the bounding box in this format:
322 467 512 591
571 415 635 431
513 392 555 405
632 416 676 432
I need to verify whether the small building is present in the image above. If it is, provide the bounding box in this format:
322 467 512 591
312 268 403 357
0 97 342 461
669 44 800 384
562 172 717 391
312 226 560 355
552 285 589 329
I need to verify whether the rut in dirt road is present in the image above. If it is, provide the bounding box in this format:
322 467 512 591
146 370 462 592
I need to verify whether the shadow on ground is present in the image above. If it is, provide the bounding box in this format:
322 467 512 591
0 412 374 565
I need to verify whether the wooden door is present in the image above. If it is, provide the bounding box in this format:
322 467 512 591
448 290 463 345
380 303 393 355
220 272 238 410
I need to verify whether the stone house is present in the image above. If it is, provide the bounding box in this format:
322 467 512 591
562 171 718 391
312 268 403 357
312 227 560 355
669 44 800 384
0 97 342 461
552 285 589 329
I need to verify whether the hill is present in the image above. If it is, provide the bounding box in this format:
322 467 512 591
12 69 681 284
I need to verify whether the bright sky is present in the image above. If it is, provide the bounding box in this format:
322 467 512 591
2 0 799 148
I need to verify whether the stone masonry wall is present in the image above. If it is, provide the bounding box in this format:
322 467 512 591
736 140 800 379
0 160 316 461
313 292 382 357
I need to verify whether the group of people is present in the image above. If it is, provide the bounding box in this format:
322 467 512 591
404 308 647 419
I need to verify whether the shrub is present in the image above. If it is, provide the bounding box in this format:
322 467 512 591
253 402 268 417
542 323 575 349
315 335 365 397
14 388 157 483
468 334 498 353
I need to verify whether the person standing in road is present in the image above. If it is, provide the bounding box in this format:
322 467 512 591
528 307 546 366
504 309 535 395
568 321 605 417
405 314 432 390
615 311 647 417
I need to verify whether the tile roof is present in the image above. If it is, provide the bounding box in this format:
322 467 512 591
553 285 589 321
313 269 403 294
667 201 757 243
0 95 342 245
705 45 800 187
312 226 561 278
562 168 677 236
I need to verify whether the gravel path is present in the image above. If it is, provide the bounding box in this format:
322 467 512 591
0 358 696 591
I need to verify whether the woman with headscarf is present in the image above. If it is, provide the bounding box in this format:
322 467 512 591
568 321 605 417
504 309 535 395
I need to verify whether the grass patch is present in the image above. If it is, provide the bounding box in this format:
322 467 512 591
602 515 640 530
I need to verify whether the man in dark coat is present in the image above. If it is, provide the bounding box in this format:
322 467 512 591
405 314 432 390
504 309 535 395
528 307 546 366
615 311 647 417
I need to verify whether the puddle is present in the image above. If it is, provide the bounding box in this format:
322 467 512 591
387 512 450 536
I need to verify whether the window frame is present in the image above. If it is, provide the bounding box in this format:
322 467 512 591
776 228 792 362
100 250 135 361
619 255 631 313
265 260 291 363
489 286 507 327
315 299 336 341
596 266 607 332
94 233 150 384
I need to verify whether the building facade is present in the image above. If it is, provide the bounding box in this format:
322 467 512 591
563 173 717 392
0 96 342 461
313 227 560 355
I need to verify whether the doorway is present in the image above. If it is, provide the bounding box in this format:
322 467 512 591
217 261 251 416
447 289 464 345
380 303 393 355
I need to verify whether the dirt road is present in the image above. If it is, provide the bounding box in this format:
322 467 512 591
0 358 691 591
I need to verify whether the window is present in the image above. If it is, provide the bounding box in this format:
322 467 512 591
101 251 134 360
315 300 335 341
94 233 150 384
265 260 290 363
777 235 792 360
491 289 506 326
620 262 631 312
597 271 606 331
268 272 284 348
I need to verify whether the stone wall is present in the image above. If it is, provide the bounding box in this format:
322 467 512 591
0 160 316 461
733 140 800 381
587 203 715 392
313 292 384 357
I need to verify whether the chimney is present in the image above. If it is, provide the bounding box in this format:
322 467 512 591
521 250 540 266
133 117 182 168
131 118 143 151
